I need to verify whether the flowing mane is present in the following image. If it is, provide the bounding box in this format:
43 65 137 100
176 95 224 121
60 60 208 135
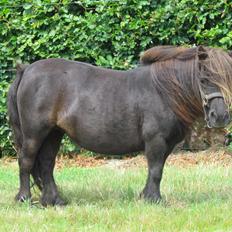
140 46 232 125
140 46 196 64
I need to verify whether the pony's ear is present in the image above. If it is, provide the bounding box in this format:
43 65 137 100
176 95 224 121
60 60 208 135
197 45 208 60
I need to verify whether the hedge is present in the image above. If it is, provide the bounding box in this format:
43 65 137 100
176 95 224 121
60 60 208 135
0 0 232 155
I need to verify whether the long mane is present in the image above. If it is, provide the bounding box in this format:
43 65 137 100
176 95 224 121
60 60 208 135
140 46 232 125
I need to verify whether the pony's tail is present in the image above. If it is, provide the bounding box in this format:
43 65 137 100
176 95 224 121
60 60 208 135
7 64 43 190
31 155 43 190
7 64 28 152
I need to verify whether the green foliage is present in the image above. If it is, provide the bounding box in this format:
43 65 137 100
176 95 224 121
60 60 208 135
0 0 231 155
60 136 81 154
0 80 12 156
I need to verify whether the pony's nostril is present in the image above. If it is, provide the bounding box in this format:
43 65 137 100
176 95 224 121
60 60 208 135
224 111 230 122
209 110 217 119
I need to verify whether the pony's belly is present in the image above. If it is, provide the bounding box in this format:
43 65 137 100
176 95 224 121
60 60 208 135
78 143 144 155
58 107 144 155
72 134 144 155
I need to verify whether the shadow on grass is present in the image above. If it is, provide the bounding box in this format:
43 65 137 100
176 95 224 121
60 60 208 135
60 185 139 205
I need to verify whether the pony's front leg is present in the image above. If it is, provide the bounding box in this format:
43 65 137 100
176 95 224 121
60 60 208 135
141 136 168 203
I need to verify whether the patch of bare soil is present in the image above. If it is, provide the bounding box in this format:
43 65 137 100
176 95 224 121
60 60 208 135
0 156 17 165
167 149 232 167
56 154 107 169
55 148 232 169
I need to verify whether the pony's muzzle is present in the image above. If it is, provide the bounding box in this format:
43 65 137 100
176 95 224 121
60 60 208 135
208 109 230 128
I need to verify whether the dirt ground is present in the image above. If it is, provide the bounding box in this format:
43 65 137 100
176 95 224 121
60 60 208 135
56 148 232 169
1 148 232 169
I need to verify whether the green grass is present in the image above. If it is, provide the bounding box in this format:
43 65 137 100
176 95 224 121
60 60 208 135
0 161 232 232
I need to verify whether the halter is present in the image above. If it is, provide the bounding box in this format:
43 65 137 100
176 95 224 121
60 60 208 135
198 80 224 127
197 75 224 107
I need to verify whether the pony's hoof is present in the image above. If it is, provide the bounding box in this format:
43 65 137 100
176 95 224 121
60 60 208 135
54 197 67 206
41 195 67 207
15 192 31 203
140 191 162 203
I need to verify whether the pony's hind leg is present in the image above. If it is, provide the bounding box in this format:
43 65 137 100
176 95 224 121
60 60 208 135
35 128 65 206
15 138 43 202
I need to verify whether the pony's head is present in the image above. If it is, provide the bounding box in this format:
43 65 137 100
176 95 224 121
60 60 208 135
198 76 230 128
140 45 232 127
197 46 231 128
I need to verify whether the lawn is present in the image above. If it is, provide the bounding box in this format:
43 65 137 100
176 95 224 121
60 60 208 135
0 156 232 232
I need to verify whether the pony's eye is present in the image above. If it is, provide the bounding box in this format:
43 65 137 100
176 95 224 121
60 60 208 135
200 79 208 84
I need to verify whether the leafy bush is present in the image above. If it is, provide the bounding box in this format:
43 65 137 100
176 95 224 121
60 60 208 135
0 80 12 156
0 0 231 155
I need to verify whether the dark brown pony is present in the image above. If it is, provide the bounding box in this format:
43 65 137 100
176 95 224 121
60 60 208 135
8 46 232 206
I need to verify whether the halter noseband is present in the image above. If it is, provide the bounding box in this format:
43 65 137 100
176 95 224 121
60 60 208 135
202 92 224 107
